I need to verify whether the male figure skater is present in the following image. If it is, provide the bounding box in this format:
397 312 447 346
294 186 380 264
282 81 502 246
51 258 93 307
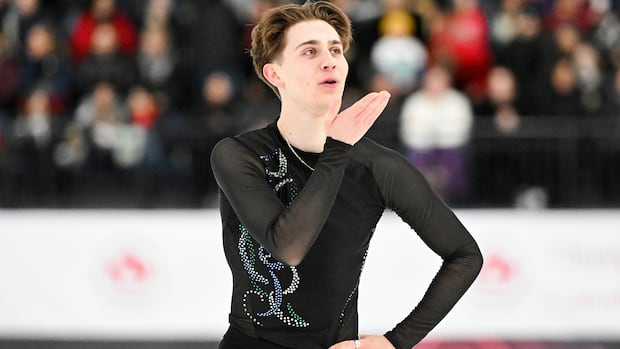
211 2 483 348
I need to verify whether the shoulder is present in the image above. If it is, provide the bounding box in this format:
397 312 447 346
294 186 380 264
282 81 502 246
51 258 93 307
352 137 410 170
211 126 273 164
352 137 430 203
213 125 272 152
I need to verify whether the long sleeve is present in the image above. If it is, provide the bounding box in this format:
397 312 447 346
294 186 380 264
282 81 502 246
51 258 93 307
211 136 353 267
365 143 483 349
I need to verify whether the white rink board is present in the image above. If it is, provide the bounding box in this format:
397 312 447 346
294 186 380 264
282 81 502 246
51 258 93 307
0 209 619 341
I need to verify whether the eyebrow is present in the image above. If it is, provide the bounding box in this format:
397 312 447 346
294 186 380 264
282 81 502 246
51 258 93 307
295 39 342 50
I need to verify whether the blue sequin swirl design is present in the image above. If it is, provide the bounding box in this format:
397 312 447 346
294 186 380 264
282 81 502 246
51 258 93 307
237 148 309 328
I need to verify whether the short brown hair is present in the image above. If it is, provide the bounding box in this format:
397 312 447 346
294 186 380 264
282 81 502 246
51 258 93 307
250 1 352 97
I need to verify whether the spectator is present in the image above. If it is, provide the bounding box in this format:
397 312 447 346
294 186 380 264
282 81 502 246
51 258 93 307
474 65 521 134
74 80 124 131
487 0 526 50
400 64 474 202
541 0 600 35
70 0 138 63
131 0 174 29
494 3 555 116
552 21 582 59
1 0 54 55
185 0 242 82
19 22 72 114
573 42 605 116
127 84 160 130
364 72 407 152
427 0 494 102
134 26 188 111
73 80 130 193
369 7 428 94
187 71 241 207
348 0 427 90
76 23 137 97
590 4 620 70
469 65 525 207
542 57 586 117
126 84 168 205
2 87 63 206
124 0 194 56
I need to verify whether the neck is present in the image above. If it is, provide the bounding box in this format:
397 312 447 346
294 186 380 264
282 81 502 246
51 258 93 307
277 104 329 153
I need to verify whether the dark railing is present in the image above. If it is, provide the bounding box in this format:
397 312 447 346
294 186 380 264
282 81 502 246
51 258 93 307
468 116 620 208
0 116 619 209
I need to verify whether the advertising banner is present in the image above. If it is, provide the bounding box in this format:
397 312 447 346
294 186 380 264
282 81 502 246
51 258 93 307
0 210 619 342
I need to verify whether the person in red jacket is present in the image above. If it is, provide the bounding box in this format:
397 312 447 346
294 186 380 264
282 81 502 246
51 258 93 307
70 0 138 63
427 0 493 101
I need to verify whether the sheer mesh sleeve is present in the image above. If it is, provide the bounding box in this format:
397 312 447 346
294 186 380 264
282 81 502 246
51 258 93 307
211 136 353 266
365 144 483 349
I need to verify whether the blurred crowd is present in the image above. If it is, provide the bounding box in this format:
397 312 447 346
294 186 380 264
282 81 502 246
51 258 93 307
0 0 619 208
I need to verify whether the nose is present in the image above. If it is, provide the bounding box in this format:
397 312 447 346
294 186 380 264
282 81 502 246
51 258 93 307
321 51 336 71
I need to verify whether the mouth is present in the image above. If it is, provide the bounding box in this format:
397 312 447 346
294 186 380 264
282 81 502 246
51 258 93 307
320 78 339 86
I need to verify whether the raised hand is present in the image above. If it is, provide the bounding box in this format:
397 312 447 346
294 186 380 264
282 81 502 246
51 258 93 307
324 91 391 145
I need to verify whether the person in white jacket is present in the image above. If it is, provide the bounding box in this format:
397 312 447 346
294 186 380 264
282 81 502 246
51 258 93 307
399 64 474 201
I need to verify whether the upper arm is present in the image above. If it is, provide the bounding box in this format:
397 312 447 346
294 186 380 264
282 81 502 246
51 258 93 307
369 145 477 258
211 138 286 245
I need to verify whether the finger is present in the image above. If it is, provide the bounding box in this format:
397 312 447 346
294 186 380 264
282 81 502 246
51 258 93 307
355 92 388 122
339 92 379 120
357 91 390 126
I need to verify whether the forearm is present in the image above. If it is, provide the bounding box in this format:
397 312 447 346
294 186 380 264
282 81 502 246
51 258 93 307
384 242 483 349
212 136 352 266
265 137 353 265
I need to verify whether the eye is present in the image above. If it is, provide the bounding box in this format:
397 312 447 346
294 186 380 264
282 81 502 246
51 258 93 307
303 48 315 56
330 47 342 55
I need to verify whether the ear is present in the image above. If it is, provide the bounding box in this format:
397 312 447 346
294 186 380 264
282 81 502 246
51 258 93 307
263 63 284 88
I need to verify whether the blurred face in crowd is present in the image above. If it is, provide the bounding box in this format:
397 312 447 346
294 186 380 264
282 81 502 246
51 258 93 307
263 20 348 110
26 24 55 59
92 0 116 21
487 66 516 105
554 23 580 55
423 65 451 96
516 9 540 38
25 89 51 115
129 87 156 113
91 24 119 55
16 0 39 16
203 72 234 107
146 0 172 20
453 0 479 11
93 82 117 114
502 0 525 13
554 0 580 14
551 59 577 93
